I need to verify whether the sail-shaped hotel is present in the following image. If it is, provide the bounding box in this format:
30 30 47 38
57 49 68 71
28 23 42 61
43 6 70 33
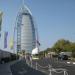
0 1 39 63
16 5 37 53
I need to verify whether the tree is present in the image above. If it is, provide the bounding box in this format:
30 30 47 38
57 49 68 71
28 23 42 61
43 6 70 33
39 39 75 58
52 39 71 53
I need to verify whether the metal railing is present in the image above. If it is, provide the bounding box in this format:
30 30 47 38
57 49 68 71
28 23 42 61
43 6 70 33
25 57 68 75
36 62 68 75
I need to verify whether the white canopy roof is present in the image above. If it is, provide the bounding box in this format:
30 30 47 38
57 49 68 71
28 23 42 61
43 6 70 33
32 47 39 55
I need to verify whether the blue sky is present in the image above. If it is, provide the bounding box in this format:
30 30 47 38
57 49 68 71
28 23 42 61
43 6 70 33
0 0 75 51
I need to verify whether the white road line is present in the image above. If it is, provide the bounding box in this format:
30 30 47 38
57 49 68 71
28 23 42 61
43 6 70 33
67 62 71 64
73 62 75 64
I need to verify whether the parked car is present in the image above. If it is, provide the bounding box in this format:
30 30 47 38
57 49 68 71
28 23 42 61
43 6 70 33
58 54 68 60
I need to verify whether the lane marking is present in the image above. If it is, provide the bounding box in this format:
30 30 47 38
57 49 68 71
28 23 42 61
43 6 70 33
73 62 75 64
67 62 71 64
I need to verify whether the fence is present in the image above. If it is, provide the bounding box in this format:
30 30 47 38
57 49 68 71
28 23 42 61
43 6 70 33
35 62 68 75
25 57 68 75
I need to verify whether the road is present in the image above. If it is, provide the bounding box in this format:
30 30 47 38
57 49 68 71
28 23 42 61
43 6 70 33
32 58 75 75
10 59 46 75
0 62 12 75
0 60 22 75
0 58 75 75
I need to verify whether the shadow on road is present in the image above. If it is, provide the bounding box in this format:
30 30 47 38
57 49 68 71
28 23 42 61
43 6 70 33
10 59 46 75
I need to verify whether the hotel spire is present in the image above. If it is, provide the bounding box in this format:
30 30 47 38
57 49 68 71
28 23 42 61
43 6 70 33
22 0 25 6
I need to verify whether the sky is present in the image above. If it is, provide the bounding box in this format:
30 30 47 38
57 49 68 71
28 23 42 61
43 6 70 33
0 0 75 52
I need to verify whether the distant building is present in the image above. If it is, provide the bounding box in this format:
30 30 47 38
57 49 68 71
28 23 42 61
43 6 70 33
59 52 72 57
16 5 37 53
47 52 57 58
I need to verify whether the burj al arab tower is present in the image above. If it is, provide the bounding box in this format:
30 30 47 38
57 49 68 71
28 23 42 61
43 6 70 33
16 1 39 53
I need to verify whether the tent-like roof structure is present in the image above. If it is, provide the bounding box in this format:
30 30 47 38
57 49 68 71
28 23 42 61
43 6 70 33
32 47 39 55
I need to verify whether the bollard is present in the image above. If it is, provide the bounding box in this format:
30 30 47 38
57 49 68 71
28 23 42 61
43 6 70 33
31 60 32 67
49 64 52 69
36 62 38 70
49 69 52 75
64 70 68 75
64 71 66 75
49 65 52 75
30 56 32 67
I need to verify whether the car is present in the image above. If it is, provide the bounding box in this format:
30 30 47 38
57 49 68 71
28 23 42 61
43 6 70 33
58 55 68 60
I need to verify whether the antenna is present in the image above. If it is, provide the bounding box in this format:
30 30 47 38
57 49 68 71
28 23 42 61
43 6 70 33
22 0 25 6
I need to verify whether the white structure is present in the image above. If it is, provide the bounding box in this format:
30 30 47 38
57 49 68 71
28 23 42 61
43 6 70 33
32 47 39 55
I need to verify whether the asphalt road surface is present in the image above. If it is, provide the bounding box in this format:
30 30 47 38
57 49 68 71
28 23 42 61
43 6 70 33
32 58 75 75
0 58 75 75
10 59 46 75
0 62 12 75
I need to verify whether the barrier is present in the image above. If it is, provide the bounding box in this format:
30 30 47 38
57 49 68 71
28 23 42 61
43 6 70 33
36 62 68 75
37 62 49 69
25 58 69 75
36 62 38 70
49 68 68 75
35 62 50 74
48 68 68 75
